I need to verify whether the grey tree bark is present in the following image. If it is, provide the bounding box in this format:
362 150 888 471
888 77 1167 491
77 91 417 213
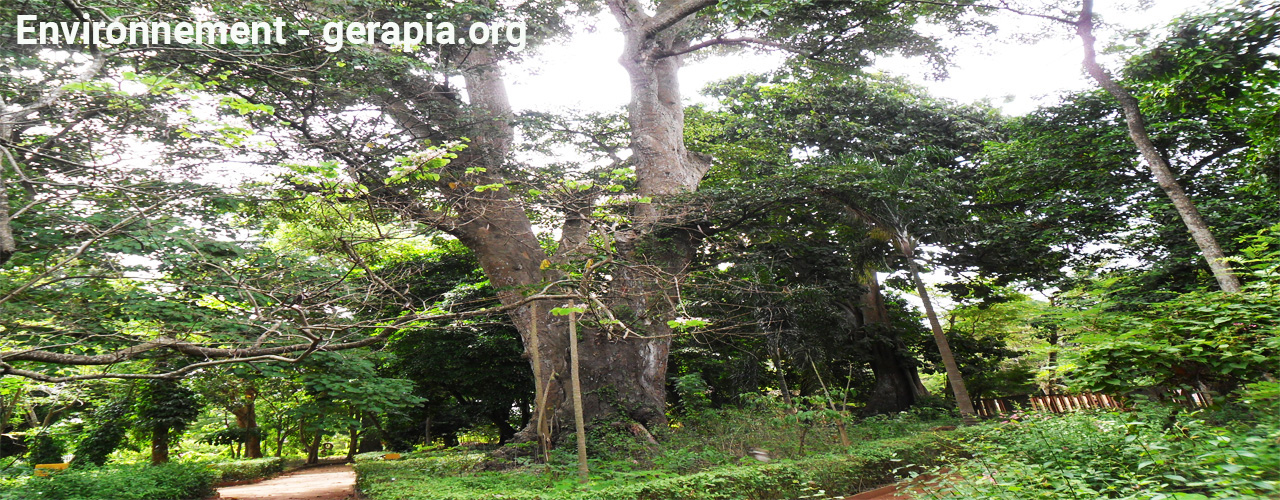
896 237 978 425
1074 0 1241 293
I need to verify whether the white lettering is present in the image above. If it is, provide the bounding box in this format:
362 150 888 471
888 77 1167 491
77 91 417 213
506 22 526 51
322 22 343 52
16 15 36 44
468 22 489 45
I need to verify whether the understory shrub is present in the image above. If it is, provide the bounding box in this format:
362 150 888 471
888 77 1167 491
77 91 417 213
72 400 131 468
208 456 286 483
356 432 959 500
655 394 958 465
25 433 66 465
929 404 1280 499
2 462 217 500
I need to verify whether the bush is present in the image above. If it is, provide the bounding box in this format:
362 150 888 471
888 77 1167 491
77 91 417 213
208 456 285 483
930 406 1280 499
72 401 131 468
25 433 66 465
1067 226 1280 398
0 477 28 500
354 451 415 462
14 462 217 500
656 394 957 465
355 452 485 481
355 433 959 500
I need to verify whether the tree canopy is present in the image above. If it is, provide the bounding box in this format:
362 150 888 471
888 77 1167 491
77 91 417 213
1 0 1277 484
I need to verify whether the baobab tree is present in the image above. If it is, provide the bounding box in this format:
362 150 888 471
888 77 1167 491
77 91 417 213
2 0 986 445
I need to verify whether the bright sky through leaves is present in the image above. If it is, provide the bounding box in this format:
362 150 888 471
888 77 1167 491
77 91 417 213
509 0 1203 116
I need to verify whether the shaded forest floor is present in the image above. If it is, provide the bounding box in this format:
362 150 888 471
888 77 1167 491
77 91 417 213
351 397 1280 500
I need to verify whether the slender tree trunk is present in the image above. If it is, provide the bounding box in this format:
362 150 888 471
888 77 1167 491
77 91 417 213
358 414 383 453
274 419 286 458
527 303 551 461
809 359 851 447
423 415 432 447
569 310 589 483
306 432 321 465
771 343 795 407
231 389 262 459
898 237 978 425
1075 0 1241 293
346 425 358 461
150 425 170 465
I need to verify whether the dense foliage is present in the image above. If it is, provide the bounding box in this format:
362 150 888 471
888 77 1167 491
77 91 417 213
1 463 217 500
1 0 1277 499
355 404 961 500
930 401 1280 499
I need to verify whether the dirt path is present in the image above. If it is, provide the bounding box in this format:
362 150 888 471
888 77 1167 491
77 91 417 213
844 482 921 499
844 471 959 499
217 464 357 500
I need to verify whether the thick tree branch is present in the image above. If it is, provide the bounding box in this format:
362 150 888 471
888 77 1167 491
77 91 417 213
0 195 177 305
553 201 597 263
656 36 794 59
0 291 579 382
645 0 719 39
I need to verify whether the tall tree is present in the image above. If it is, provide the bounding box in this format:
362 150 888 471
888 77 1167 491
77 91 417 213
1076 0 1240 292
992 0 1261 292
972 1 1279 294
3 0 987 445
162 0 987 440
688 71 1002 420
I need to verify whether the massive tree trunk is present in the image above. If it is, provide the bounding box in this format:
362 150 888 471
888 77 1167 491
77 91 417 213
470 0 716 442
447 36 694 440
852 272 929 415
1075 0 1241 293
254 0 723 445
567 0 714 431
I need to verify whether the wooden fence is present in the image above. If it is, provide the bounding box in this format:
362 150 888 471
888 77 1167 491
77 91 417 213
973 389 1213 418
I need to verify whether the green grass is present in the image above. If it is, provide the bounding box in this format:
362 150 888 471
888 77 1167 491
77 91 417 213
354 404 963 500
357 433 959 500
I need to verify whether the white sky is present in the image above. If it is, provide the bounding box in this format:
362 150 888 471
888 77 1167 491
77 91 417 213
507 0 1205 116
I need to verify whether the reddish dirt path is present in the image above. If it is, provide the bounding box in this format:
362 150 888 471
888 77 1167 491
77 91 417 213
844 482 921 499
217 464 356 500
844 472 958 499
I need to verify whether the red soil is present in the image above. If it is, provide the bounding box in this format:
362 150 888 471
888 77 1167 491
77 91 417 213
216 464 356 500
